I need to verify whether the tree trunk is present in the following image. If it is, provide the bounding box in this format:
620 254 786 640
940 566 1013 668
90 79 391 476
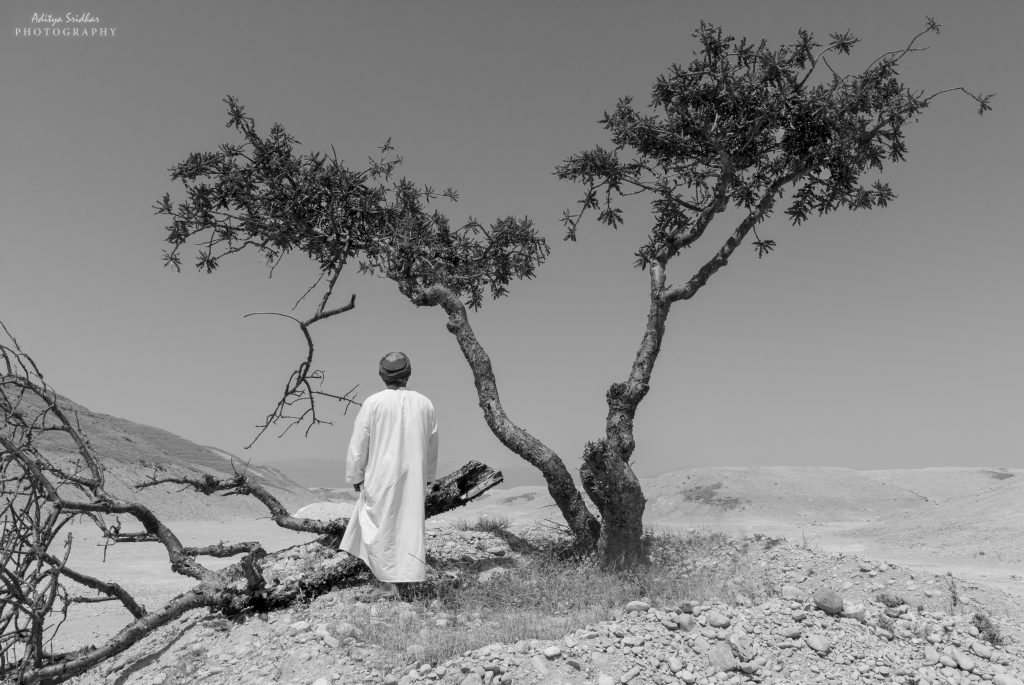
580 263 672 566
406 284 602 549
580 440 646 567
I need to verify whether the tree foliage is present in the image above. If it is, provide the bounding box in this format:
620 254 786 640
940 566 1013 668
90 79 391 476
557 19 991 269
156 96 547 311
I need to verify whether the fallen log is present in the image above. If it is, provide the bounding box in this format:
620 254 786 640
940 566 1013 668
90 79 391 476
19 460 503 685
426 460 505 518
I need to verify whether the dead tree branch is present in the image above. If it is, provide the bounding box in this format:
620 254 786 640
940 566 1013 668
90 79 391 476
243 273 360 448
3 316 503 684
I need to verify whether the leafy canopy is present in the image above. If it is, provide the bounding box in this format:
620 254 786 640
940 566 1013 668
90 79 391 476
156 96 546 310
556 19 992 269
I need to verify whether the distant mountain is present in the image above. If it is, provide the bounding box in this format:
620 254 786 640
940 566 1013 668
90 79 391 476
260 458 346 488
490 459 547 488
27 392 315 520
261 455 547 489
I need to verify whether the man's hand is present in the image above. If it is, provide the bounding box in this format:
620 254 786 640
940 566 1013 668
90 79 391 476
354 482 362 493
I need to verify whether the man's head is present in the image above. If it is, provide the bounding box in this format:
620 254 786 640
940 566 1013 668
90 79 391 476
379 352 412 387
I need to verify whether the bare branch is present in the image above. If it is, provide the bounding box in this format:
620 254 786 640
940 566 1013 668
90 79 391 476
41 556 147 620
241 291 360 447
185 541 264 558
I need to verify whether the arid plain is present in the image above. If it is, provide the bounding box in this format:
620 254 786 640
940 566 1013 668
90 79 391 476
54 462 1024 653
24 394 1023 659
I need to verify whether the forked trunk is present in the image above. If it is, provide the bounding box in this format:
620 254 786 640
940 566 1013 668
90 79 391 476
407 284 602 549
578 264 670 566
581 439 647 567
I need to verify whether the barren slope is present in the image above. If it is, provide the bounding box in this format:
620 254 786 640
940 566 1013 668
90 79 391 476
21 390 316 520
862 467 1022 503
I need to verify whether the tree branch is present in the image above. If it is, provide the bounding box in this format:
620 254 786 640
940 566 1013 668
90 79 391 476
665 166 809 303
242 290 360 447
185 541 264 558
41 556 147 620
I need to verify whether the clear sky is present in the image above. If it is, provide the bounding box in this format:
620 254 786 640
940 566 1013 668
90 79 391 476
1 1 1020 484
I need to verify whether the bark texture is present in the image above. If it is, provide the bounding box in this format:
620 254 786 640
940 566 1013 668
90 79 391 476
405 284 601 548
579 265 669 565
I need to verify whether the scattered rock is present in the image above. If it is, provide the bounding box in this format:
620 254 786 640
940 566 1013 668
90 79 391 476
623 600 651 614
707 642 740 671
812 587 844 614
286 620 310 636
804 634 832 654
779 625 802 639
952 647 976 671
841 602 866 622
781 585 807 601
993 675 1024 685
729 631 757 661
973 641 995 659
706 611 731 628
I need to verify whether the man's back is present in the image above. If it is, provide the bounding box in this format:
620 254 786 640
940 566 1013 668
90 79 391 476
349 387 437 489
340 383 438 583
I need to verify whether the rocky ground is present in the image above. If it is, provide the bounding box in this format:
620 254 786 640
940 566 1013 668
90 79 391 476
67 521 1024 685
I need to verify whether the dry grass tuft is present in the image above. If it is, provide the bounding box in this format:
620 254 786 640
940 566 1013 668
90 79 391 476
973 612 1007 646
454 513 511 534
875 592 908 608
343 528 778 669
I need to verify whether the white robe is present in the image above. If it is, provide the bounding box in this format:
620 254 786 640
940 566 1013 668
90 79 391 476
339 387 438 582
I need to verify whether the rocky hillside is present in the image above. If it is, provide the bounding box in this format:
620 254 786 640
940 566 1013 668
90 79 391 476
68 524 1024 685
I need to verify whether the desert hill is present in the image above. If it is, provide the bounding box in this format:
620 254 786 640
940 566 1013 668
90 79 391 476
642 466 925 522
22 389 316 521
863 467 1021 503
851 469 1024 568
261 457 347 488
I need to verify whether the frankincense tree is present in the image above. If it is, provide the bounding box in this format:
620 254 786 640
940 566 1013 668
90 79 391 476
158 18 989 566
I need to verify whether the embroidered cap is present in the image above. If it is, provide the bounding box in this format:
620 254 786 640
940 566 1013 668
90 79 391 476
378 352 412 383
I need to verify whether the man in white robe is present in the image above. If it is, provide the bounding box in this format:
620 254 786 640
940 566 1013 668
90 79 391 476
340 352 438 598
